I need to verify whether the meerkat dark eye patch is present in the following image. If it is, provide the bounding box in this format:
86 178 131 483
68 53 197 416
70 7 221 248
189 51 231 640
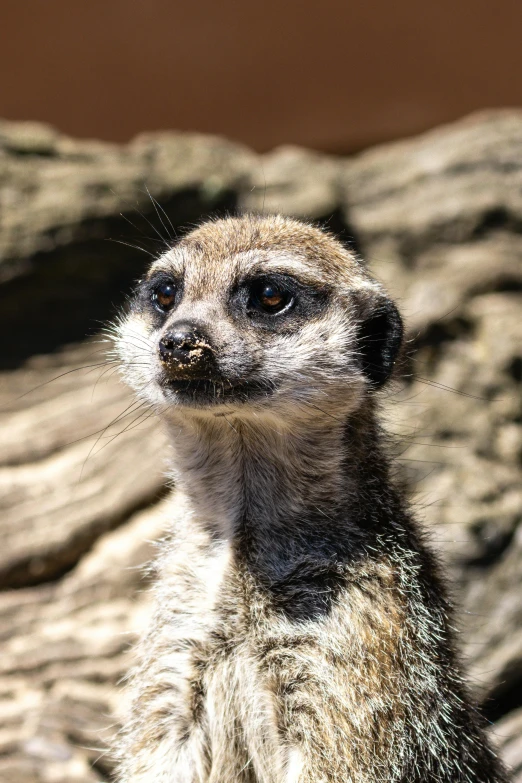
248 278 294 315
236 273 328 328
135 273 181 317
152 280 177 312
358 298 403 388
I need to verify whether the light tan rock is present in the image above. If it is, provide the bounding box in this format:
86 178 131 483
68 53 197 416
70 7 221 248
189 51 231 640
1 111 521 780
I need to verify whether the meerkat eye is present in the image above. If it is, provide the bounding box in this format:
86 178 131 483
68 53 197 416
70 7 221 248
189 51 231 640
152 280 177 313
249 280 294 314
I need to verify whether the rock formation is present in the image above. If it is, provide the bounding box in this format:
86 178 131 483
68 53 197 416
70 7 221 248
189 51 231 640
0 111 521 781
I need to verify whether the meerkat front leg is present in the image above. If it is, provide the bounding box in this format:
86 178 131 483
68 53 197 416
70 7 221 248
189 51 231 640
116 664 211 783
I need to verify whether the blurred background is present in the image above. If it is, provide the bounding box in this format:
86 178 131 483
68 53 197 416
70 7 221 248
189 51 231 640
2 0 522 152
1 3 522 783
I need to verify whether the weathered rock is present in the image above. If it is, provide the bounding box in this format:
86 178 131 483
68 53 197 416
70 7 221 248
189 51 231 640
0 120 254 281
0 111 521 781
496 709 522 781
0 341 168 588
0 499 172 782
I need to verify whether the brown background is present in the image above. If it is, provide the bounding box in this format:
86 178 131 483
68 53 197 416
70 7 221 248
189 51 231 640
1 0 522 152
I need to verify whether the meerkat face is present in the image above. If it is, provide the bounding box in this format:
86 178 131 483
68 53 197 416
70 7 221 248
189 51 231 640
116 215 402 420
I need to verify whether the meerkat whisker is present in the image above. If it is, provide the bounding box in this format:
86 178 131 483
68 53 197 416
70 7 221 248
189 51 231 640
144 186 176 242
107 238 157 257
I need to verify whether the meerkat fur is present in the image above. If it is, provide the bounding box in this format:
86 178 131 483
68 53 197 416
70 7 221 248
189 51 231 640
113 214 508 783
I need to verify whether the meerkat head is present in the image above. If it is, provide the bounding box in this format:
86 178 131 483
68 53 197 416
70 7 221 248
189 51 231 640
115 215 402 421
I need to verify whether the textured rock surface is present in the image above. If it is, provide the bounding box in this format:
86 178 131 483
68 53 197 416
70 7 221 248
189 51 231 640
0 111 521 781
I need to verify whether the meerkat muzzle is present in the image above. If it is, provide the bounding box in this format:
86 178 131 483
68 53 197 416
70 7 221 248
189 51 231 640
158 322 216 379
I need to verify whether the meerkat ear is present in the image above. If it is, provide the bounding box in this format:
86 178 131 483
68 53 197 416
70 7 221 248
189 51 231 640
357 297 403 388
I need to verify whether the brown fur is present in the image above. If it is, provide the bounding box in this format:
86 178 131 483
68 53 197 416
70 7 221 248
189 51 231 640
113 215 508 782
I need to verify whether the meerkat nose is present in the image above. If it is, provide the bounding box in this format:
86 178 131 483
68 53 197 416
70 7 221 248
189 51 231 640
158 322 215 376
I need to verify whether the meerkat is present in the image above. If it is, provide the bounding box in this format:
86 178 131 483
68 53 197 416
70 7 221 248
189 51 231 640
113 214 508 783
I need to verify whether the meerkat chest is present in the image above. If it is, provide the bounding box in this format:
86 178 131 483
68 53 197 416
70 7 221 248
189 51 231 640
158 535 284 780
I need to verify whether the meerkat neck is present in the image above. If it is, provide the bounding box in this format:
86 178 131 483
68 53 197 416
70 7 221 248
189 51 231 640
165 403 389 547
